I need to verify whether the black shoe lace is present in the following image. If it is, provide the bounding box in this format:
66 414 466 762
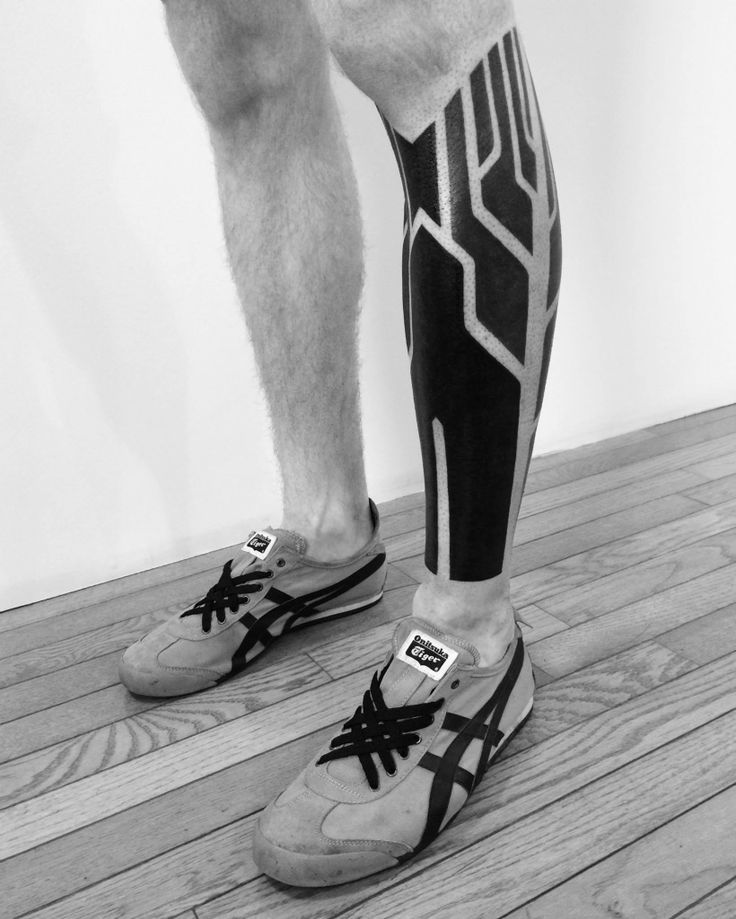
317 659 444 790
181 560 272 633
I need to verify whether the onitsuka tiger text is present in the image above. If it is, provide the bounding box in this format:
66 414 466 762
118 500 387 697
253 616 534 886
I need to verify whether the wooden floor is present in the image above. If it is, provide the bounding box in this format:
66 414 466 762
2 406 736 919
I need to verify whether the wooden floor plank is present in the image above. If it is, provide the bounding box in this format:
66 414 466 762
529 427 657 475
19 649 736 919
510 499 736 611
531 563 736 679
0 726 336 919
519 466 709 525
512 496 703 576
644 402 736 436
683 472 736 507
657 602 736 665
0 650 121 725
0 653 329 796
688 451 736 482
536 526 736 626
525 422 736 495
0 665 379 860
503 783 736 919
674 879 736 919
526 428 736 502
514 468 704 544
516 641 696 753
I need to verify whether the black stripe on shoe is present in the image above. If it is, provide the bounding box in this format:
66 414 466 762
409 637 526 857
227 552 386 677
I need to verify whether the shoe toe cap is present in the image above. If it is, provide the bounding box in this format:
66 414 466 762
118 629 218 697
253 776 403 886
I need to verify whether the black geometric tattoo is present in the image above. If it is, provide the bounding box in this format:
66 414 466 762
383 27 561 581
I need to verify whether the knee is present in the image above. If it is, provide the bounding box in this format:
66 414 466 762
164 0 325 129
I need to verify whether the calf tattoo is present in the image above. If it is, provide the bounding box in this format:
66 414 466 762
384 27 562 581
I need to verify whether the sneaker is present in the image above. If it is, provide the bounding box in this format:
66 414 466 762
118 500 387 697
252 616 534 886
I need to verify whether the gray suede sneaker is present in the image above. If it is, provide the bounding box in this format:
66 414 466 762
252 616 534 886
119 500 387 697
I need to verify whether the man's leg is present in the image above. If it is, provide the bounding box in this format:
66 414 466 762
253 1 561 884
119 1 388 697
319 0 562 663
165 0 372 560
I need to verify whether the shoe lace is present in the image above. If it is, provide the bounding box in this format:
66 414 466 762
317 659 444 790
181 560 272 633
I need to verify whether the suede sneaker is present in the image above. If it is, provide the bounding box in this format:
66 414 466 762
119 500 387 697
252 616 534 886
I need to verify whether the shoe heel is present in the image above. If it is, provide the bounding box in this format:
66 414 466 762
487 699 534 770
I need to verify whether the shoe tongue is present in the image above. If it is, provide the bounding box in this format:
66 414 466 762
233 527 306 574
325 618 477 786
381 617 476 707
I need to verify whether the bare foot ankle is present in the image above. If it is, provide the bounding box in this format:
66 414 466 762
412 573 516 666
281 498 374 562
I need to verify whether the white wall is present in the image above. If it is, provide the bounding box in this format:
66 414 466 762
1 1 734 609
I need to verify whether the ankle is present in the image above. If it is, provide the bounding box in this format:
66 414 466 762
412 573 515 666
281 497 374 562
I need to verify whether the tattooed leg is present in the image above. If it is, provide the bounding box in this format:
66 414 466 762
322 2 562 662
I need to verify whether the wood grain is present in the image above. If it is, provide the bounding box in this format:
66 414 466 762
511 495 703 576
0 665 379 860
689 451 736 481
684 472 736 506
0 650 121 725
525 423 736 494
516 640 695 753
536 526 736 626
0 653 330 805
502 783 736 918
644 402 736 436
511 499 736 610
531 563 736 678
515 468 703 543
675 880 736 919
657 601 736 665
0 726 336 919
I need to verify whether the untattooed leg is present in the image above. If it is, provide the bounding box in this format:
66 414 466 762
164 0 373 560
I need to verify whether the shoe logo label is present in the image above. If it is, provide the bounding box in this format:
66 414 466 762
242 531 277 560
397 629 458 682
